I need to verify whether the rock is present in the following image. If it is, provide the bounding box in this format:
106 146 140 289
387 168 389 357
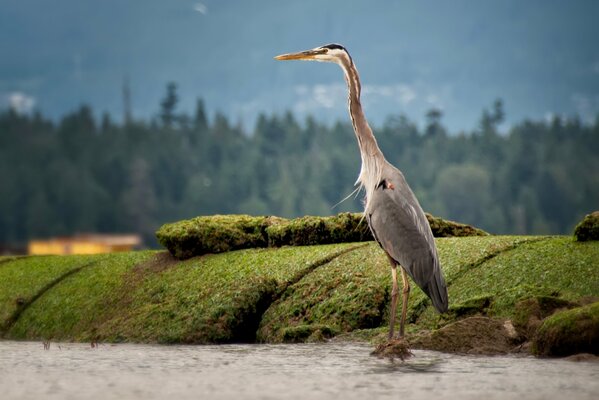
564 353 599 362
563 353 599 362
155 214 277 259
371 338 413 360
574 211 599 241
265 214 371 247
532 301 599 357
156 212 488 259
425 213 488 237
446 295 493 319
280 324 336 343
411 316 519 354
512 296 579 340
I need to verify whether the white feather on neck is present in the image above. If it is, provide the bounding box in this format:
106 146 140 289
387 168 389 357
335 54 385 211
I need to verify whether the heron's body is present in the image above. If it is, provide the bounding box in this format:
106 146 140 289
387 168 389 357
366 163 448 314
275 44 448 339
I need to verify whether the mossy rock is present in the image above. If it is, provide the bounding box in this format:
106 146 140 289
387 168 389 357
532 301 599 357
411 316 519 354
156 212 488 260
372 339 413 360
266 213 372 247
512 295 579 340
574 211 599 241
446 295 494 319
280 324 337 343
425 213 488 237
155 214 279 259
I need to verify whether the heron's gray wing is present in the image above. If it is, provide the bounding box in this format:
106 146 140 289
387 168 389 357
366 167 448 313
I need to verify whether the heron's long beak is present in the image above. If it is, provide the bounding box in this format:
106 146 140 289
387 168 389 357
274 48 326 61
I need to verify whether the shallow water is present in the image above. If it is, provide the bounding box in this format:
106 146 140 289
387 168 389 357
0 341 597 400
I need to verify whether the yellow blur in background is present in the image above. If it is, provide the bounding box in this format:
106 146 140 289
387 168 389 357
28 234 142 255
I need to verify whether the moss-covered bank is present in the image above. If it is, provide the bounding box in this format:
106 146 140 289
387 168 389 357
156 213 487 259
1 235 597 357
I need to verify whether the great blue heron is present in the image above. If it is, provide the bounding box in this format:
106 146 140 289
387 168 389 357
275 44 448 339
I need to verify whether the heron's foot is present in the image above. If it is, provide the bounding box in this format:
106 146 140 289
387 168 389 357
371 337 412 360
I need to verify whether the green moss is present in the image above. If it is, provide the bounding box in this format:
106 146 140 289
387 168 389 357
156 213 488 260
532 301 599 356
512 295 578 340
266 216 329 247
266 213 372 247
93 244 357 343
447 295 494 319
156 214 280 259
2 232 597 354
407 236 543 329
257 243 389 342
574 211 599 241
425 213 488 237
444 237 599 319
7 251 156 340
0 255 101 332
281 324 337 342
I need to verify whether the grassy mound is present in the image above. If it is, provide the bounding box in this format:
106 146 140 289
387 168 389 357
156 213 487 260
5 252 155 340
0 254 103 333
574 211 599 241
1 229 596 357
257 244 390 342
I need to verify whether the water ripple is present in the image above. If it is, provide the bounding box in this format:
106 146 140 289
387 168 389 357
0 341 597 400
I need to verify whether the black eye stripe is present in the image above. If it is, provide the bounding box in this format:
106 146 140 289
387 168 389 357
321 43 346 51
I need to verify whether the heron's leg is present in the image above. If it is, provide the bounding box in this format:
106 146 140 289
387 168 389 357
398 267 411 338
387 255 399 339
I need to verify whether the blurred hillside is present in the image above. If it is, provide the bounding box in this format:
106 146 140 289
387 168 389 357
1 86 597 247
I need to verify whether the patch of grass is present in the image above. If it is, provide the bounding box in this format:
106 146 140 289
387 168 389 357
259 236 542 342
7 251 156 340
0 255 101 331
257 243 390 342
409 236 542 329
3 234 596 351
444 237 599 319
94 244 358 343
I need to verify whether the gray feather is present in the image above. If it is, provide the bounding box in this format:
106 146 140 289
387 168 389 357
366 163 448 313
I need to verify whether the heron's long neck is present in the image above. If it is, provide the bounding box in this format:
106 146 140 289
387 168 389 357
339 58 385 206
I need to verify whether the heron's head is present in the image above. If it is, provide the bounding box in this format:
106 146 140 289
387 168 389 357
275 43 351 65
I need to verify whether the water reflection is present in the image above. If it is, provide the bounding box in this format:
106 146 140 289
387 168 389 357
0 341 597 400
368 353 444 374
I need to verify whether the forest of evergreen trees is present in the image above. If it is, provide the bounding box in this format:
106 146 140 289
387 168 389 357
1 83 597 247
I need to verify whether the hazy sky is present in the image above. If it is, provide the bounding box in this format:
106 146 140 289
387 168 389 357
1 0 598 132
